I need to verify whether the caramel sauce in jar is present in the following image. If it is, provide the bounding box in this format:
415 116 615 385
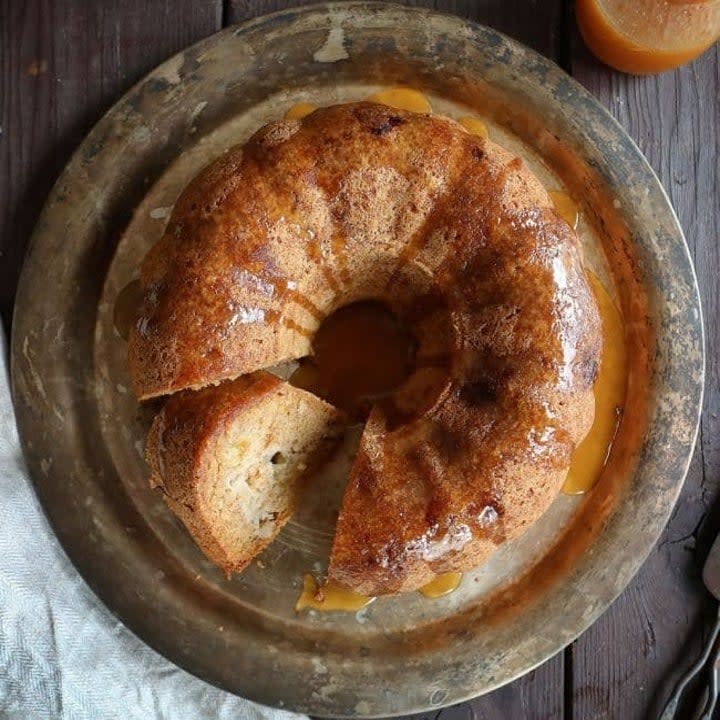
576 0 720 75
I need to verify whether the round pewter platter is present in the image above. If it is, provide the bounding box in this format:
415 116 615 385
11 3 703 717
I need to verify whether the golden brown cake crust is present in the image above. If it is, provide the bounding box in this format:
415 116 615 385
132 102 601 594
131 103 490 399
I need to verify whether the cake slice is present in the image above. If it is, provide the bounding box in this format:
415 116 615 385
146 371 345 575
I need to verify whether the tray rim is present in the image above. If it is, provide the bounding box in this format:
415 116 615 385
10 2 705 716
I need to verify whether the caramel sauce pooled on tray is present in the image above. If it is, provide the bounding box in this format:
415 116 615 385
563 273 627 494
418 573 463 598
368 87 432 113
458 116 489 139
549 190 580 230
576 0 720 75
295 574 375 612
285 102 317 120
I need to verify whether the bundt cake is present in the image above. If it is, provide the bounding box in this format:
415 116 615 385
129 101 602 595
146 371 344 574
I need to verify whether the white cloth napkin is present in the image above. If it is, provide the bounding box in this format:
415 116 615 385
0 328 306 720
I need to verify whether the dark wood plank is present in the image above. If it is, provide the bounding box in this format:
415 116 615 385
570 34 720 720
0 0 222 330
226 2 567 719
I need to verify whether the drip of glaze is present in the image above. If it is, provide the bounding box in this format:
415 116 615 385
549 190 580 230
305 231 342 294
330 234 352 285
285 102 317 120
113 279 144 340
282 317 313 339
458 116 489 139
367 87 432 113
418 572 463 598
295 573 375 612
285 289 324 321
562 272 627 495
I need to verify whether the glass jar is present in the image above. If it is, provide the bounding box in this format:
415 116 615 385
576 0 720 74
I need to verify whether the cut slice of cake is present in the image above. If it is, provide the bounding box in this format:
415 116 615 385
146 371 345 574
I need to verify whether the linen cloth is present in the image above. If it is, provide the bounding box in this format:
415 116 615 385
0 328 306 720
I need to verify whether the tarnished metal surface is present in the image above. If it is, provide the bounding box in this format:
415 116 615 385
10 3 703 717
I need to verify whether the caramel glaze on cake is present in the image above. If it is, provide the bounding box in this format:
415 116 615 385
129 102 602 595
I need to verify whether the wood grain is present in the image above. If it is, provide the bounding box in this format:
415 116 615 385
569 33 720 720
0 0 222 329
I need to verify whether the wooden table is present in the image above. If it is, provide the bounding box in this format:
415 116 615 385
1 2 717 718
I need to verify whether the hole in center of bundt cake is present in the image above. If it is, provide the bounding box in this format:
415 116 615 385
289 300 417 418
